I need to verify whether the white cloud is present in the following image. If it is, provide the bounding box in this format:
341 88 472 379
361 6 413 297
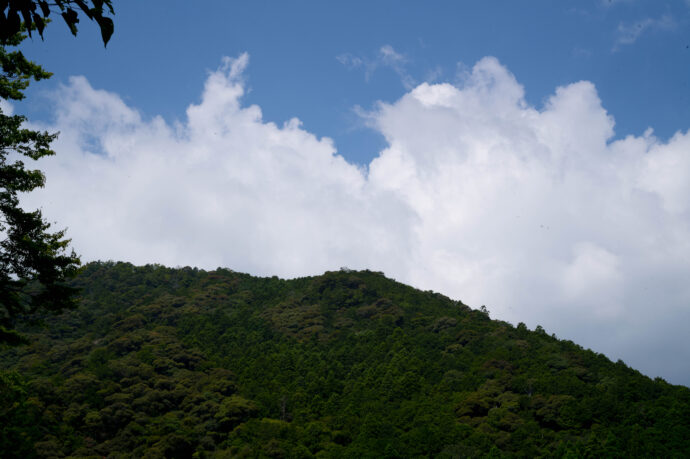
27 55 417 279
0 98 14 115
561 242 623 318
637 131 690 214
379 44 405 64
23 55 690 386
613 14 675 50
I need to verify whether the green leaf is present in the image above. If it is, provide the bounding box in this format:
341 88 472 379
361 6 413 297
73 0 93 19
96 15 113 47
7 6 21 37
61 8 79 36
38 0 50 17
32 13 45 38
19 2 36 38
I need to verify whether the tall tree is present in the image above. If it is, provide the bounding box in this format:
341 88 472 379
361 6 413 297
0 2 114 344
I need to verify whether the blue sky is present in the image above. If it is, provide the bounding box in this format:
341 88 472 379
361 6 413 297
20 0 690 164
8 1 690 386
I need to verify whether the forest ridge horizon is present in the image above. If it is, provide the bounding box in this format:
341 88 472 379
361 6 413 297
1 261 689 456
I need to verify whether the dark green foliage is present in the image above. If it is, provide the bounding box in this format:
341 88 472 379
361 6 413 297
0 0 115 342
0 0 115 46
0 29 80 345
1 261 689 457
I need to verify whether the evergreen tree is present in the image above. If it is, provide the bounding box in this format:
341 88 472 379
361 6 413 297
0 2 113 344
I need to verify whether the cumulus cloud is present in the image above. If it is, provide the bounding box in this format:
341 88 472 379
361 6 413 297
26 54 415 278
23 54 690 386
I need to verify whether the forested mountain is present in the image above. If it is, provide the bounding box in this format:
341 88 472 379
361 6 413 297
1 262 689 458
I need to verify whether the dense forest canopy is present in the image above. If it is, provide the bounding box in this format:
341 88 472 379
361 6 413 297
1 262 689 457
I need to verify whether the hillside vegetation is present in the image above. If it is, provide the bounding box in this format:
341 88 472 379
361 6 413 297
1 262 689 457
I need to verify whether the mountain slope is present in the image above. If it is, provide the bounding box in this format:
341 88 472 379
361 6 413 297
1 261 689 457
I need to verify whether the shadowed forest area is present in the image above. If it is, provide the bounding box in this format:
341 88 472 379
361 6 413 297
1 262 689 457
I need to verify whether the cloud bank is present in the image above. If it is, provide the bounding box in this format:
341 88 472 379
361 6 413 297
22 54 690 385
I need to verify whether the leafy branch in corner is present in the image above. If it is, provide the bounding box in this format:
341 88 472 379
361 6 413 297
0 0 114 46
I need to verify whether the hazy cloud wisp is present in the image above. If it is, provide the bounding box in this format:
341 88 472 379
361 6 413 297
337 44 416 89
613 14 675 50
